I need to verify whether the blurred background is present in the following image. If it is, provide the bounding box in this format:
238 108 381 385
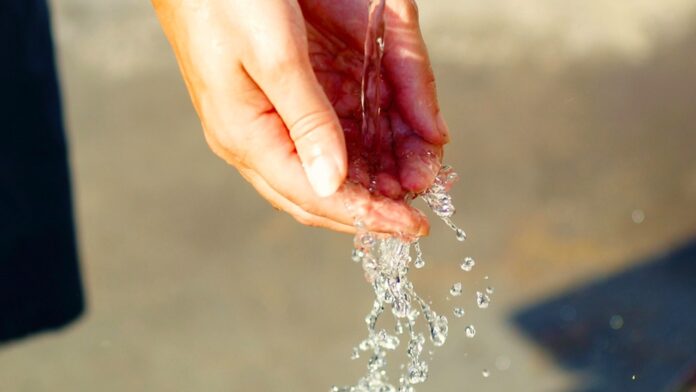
1 0 695 391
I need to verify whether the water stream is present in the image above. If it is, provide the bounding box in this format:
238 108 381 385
331 1 486 391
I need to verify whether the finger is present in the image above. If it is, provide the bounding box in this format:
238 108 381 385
241 122 428 236
239 168 357 233
200 59 427 236
392 111 442 193
383 0 449 145
241 3 347 198
255 151 428 235
375 115 405 199
217 83 428 236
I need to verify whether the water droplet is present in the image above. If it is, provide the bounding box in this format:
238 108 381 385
455 228 467 242
482 369 490 378
407 361 429 384
367 352 386 372
476 291 491 309
449 282 463 296
465 325 477 338
453 308 465 318
486 286 495 295
367 177 378 193
609 315 624 330
632 209 645 224
361 254 377 276
460 257 475 271
407 334 424 358
429 315 448 347
631 374 637 381
360 233 375 247
351 249 363 263
376 36 385 52
377 330 400 350
419 174 457 218
395 321 403 335
413 241 425 268
351 347 360 360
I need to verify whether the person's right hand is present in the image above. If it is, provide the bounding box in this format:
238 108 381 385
152 0 449 236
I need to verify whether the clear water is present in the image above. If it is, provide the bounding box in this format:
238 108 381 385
465 325 477 338
460 257 475 272
476 291 491 309
331 1 491 390
334 167 467 392
449 283 463 297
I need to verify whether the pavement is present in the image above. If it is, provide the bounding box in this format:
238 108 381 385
1 0 695 391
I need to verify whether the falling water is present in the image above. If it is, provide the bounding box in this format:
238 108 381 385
332 1 488 391
360 0 387 185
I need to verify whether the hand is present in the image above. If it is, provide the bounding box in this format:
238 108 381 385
152 0 449 235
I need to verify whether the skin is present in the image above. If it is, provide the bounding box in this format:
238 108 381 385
152 0 449 236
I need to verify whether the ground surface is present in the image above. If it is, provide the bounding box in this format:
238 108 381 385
1 1 696 391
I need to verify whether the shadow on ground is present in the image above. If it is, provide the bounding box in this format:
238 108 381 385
512 240 696 392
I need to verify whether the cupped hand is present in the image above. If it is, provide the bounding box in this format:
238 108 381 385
153 0 449 235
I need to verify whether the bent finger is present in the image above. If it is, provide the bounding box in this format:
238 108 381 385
240 168 357 233
392 110 443 193
384 0 449 145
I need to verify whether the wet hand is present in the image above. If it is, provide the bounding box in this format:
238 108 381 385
152 0 449 235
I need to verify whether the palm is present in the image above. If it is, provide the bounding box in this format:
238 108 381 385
301 0 444 199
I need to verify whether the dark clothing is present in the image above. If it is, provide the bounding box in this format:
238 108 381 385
0 0 84 342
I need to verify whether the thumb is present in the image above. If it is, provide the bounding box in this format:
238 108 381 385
243 33 347 197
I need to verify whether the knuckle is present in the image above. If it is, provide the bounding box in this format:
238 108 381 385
232 147 253 170
288 109 336 146
291 210 318 227
253 43 306 81
284 196 322 226
206 129 253 169
295 197 317 216
269 48 304 72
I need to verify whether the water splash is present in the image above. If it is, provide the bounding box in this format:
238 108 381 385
335 168 463 392
331 1 475 390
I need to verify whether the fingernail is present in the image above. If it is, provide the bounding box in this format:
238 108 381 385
417 223 430 237
416 211 430 237
436 112 450 143
305 154 342 197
